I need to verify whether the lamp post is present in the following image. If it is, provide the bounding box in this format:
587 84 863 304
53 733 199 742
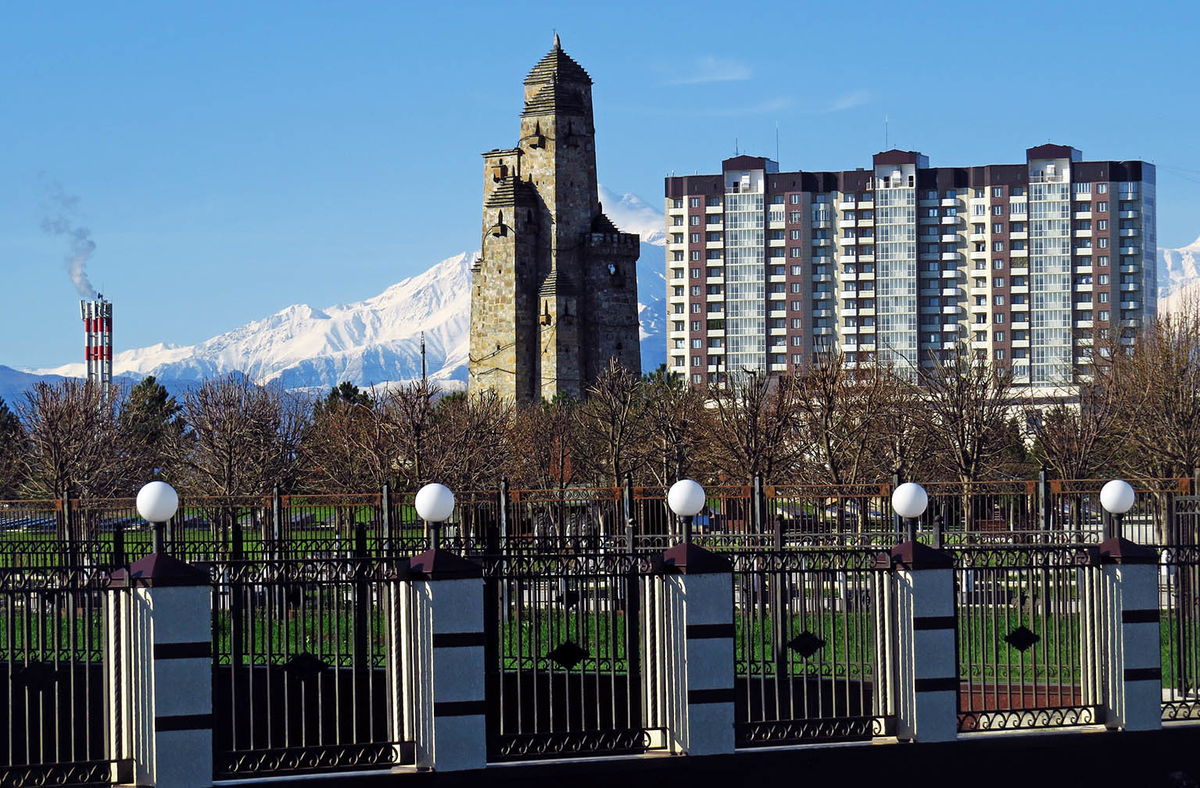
1100 478 1136 540
891 482 928 544
415 483 455 549
137 480 179 555
668 479 706 544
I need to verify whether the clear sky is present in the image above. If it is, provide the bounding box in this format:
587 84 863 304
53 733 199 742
2 0 1198 368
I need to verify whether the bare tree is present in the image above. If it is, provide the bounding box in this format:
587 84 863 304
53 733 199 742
169 375 309 497
708 370 806 484
571 361 650 487
427 390 515 492
791 353 893 486
1025 372 1126 481
379 380 438 490
509 398 579 491
301 383 397 493
0 397 25 498
919 352 1017 484
18 380 130 499
641 368 714 485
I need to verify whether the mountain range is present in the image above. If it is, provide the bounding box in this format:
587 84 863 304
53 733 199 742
4 187 667 404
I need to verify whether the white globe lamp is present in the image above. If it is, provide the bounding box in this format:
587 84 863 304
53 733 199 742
137 480 179 554
1100 479 1136 540
668 479 706 543
415 483 455 547
891 482 928 542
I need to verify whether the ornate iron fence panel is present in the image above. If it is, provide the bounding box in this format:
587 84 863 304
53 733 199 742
730 549 894 746
1160 543 1200 721
0 565 130 786
211 556 413 778
952 546 1103 732
1049 478 1188 546
766 485 897 546
482 552 660 760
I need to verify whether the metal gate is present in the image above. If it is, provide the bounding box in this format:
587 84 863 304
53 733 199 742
731 549 894 745
953 546 1103 731
483 552 657 760
0 565 130 786
211 555 413 777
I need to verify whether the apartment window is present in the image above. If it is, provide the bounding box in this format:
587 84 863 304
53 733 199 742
993 259 1005 269
790 300 802 311
1097 201 1109 212
789 265 802 276
992 205 1005 216
673 217 683 226
1076 221 1092 231
995 313 1006 324
690 215 700 226
672 357 684 367
691 303 701 313
673 251 684 261
690 286 701 296
994 331 1006 342
673 304 684 314
1074 182 1092 195
1098 256 1110 267
1099 292 1110 303
689 197 701 208
1098 310 1110 322
993 241 1005 252
771 194 784 204
691 356 701 367
690 320 701 331
789 194 801 204
673 199 683 209
992 187 1003 198
708 196 721 207
788 247 801 258
994 349 1006 360
707 215 721 224
686 268 698 279
691 251 702 261
993 223 1004 234
1097 183 1109 194
789 211 802 223
791 318 802 329
706 232 721 242
1097 220 1108 230
688 233 700 244
994 295 1006 306
789 229 802 240
974 188 984 198
691 374 702 384
707 250 722 260
972 204 986 216
691 338 702 348
974 331 986 342
1098 238 1109 248
993 277 1005 288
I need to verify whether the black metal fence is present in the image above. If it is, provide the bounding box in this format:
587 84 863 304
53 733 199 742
730 549 893 746
210 554 413 777
482 551 660 760
951 546 1103 732
0 564 130 786
1161 544 1200 722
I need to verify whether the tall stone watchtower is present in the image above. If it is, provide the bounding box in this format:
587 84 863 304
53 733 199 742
469 35 641 403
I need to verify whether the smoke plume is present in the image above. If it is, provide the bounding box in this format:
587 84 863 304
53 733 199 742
40 180 98 299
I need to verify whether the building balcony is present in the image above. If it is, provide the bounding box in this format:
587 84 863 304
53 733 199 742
841 325 858 335
940 234 960 244
1013 339 1031 348
941 196 963 207
1076 265 1093 275
942 287 962 298
1012 285 1029 294
813 291 834 300
1010 248 1029 258
940 215 963 225
1076 283 1093 292
1121 282 1139 292
859 236 875 245
942 305 963 315
812 238 832 247
1074 229 1093 238
1012 321 1030 330
813 308 833 318
1010 266 1029 276
839 200 856 210
1120 264 1140 274
812 219 832 229
859 253 875 263
1119 228 1139 237
1011 231 1028 240
857 219 874 228
837 236 858 246
1074 247 1094 256
1074 191 1093 201
941 251 963 261
1119 210 1139 219
1011 302 1030 311
1120 246 1140 255
1074 211 1093 220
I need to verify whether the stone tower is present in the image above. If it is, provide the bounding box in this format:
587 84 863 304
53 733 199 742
469 35 641 402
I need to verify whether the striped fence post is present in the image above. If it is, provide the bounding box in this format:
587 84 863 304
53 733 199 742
655 542 735 755
877 541 958 743
408 548 487 771
1099 536 1163 731
109 554 214 788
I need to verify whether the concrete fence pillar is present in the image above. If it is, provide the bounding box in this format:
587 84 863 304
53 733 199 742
1099 536 1163 731
654 542 735 756
109 554 214 788
877 541 958 743
408 548 487 772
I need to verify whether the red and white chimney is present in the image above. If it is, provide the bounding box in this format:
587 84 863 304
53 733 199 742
80 295 113 392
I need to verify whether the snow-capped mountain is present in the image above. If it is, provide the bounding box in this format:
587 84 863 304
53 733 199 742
1159 235 1200 315
16 189 668 398
599 185 665 246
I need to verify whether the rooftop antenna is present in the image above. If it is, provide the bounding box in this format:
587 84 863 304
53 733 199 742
735 137 739 156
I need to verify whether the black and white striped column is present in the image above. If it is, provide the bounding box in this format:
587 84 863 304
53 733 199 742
658 542 735 756
878 541 958 743
110 553 214 788
1100 537 1162 731
408 548 487 772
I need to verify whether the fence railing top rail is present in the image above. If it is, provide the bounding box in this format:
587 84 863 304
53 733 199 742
767 483 890 498
511 487 621 503
1049 477 1190 495
281 493 382 506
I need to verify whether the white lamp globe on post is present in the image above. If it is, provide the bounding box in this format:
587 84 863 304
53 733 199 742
667 479 706 544
415 483 456 548
137 480 179 555
1100 479 1136 540
891 482 928 544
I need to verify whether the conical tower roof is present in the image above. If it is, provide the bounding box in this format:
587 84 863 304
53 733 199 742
524 34 592 86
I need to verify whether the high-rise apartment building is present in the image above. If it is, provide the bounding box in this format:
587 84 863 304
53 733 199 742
469 36 641 402
665 145 1156 390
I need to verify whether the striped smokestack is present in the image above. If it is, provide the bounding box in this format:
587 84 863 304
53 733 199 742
80 295 113 396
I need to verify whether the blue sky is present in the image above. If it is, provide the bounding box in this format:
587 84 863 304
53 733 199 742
2 0 1198 368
